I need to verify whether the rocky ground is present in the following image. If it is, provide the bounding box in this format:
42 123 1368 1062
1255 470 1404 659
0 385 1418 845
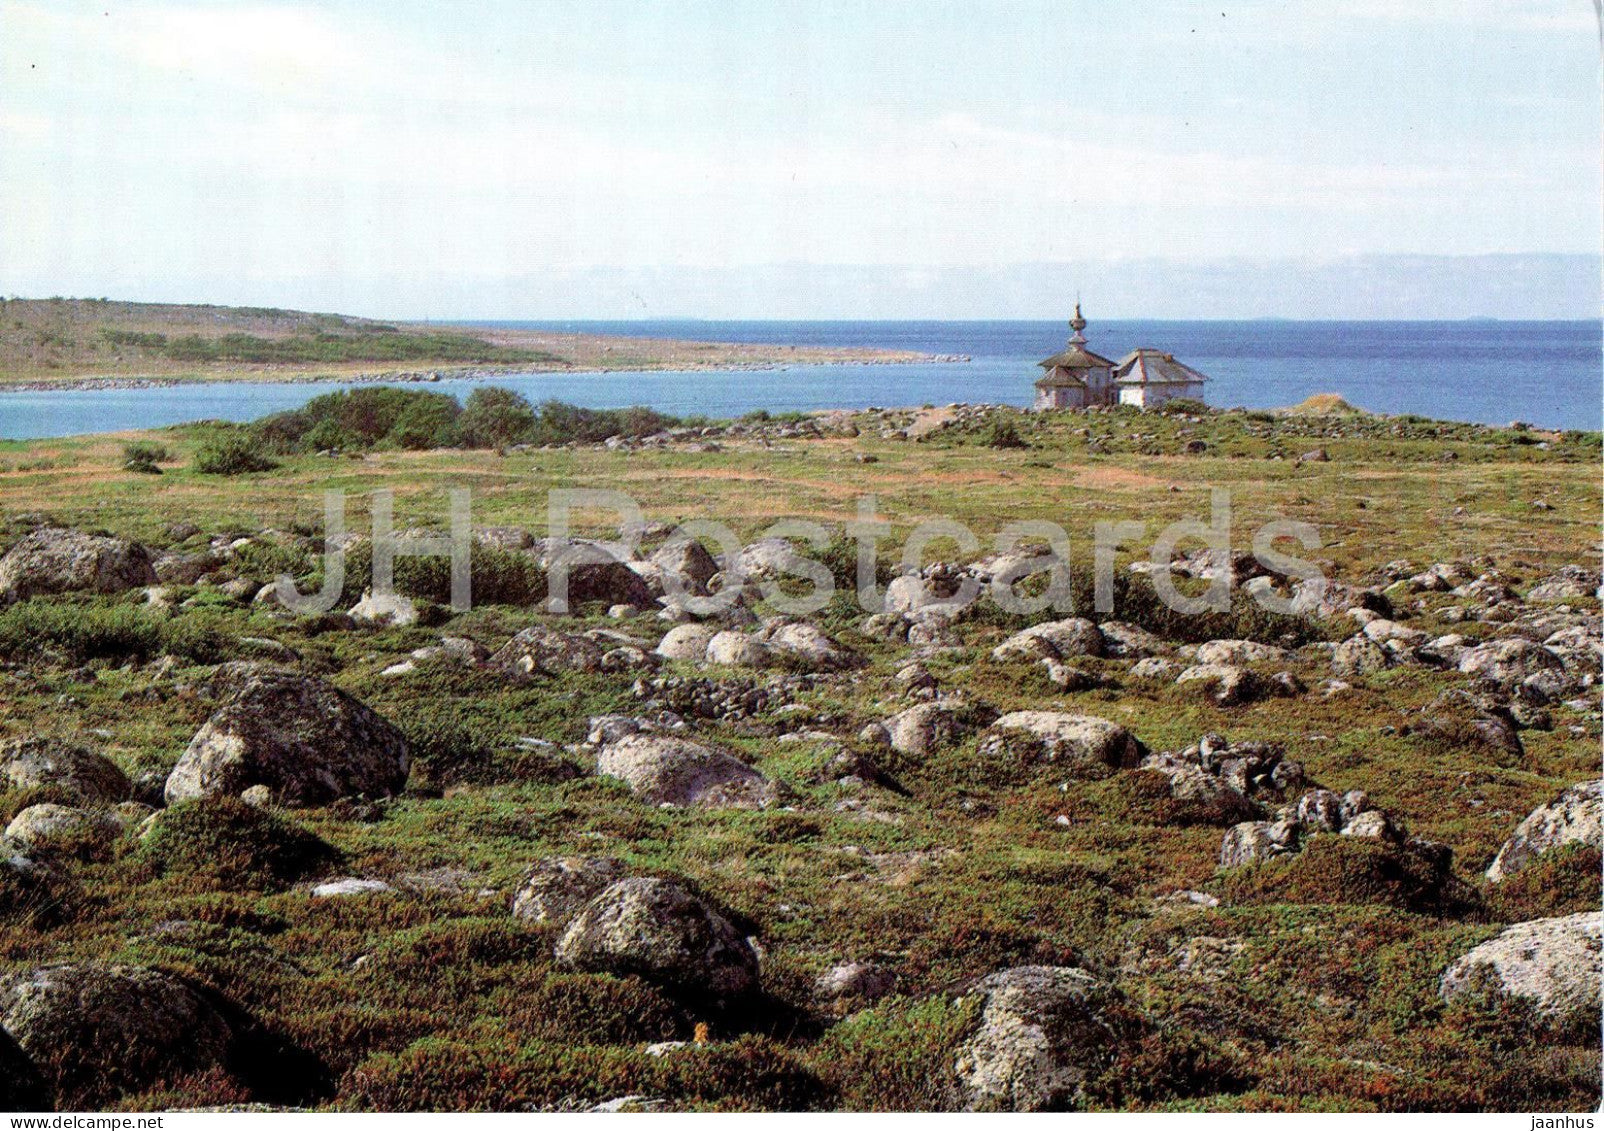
0 402 1598 1112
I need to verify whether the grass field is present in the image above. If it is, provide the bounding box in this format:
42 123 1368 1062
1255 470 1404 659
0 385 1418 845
0 398 1598 1111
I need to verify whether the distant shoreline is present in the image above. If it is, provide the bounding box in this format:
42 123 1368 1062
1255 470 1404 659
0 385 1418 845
0 353 967 395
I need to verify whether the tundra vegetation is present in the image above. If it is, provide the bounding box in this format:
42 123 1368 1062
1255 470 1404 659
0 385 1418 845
0 389 1597 1112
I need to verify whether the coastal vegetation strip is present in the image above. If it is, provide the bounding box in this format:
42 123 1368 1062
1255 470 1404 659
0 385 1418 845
0 297 944 388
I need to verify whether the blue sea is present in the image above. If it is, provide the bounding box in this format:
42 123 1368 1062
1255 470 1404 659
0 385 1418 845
2 320 1598 439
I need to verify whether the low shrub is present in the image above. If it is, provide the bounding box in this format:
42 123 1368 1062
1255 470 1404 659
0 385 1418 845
136 798 340 889
194 435 278 475
0 599 233 664
812 994 978 1110
1483 844 1603 922
1216 835 1466 914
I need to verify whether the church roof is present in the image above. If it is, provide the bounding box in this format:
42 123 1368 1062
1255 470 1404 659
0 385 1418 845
1034 367 1088 389
1037 344 1116 371
1112 348 1209 386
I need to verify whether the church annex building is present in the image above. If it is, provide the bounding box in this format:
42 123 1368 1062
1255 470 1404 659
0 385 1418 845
1033 305 1208 411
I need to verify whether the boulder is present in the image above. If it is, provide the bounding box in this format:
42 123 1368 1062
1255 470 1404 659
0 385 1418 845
1440 912 1601 1020
596 734 781 809
164 664 410 806
3 803 122 859
1194 639 1289 666
880 702 974 757
992 619 1103 663
983 712 1142 771
1458 638 1566 686
762 622 861 669
1331 634 1389 678
490 625 605 676
1174 663 1261 706
815 961 896 1007
954 965 1133 1112
727 538 811 582
511 856 628 926
705 630 771 667
349 591 418 627
554 877 759 999
1526 566 1597 603
532 539 653 610
649 539 720 597
1096 621 1167 659
0 527 156 603
1219 819 1299 866
655 623 717 662
0 737 131 803
1486 780 1602 882
0 964 232 1106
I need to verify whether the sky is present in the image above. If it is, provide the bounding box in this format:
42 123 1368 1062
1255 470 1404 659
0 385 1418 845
1 0 1599 318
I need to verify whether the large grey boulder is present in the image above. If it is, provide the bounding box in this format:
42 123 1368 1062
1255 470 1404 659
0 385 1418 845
0 738 131 804
491 625 606 676
1440 912 1602 1020
596 734 781 809
511 856 627 927
1458 638 1566 686
554 877 759 999
879 702 975 758
1486 781 1602 882
3 803 123 859
0 527 155 603
649 540 720 597
1331 634 1389 678
991 619 1104 663
164 663 410 806
704 630 771 668
0 964 232 1106
953 965 1133 1112
1096 621 1167 659
532 538 655 610
1195 639 1289 666
761 621 861 669
726 538 812 582
982 712 1143 771
655 623 717 662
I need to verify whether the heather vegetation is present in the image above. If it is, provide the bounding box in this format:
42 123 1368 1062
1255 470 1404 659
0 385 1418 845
0 399 1596 1112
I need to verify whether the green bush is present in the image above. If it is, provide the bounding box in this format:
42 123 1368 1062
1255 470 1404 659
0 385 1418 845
1216 835 1464 914
121 441 170 473
458 387 536 448
194 435 278 475
334 541 545 608
0 599 232 664
390 395 462 449
813 995 978 1110
136 797 340 889
984 418 1029 449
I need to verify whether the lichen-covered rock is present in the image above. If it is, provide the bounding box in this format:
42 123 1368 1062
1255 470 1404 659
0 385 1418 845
554 877 759 999
880 702 975 758
983 712 1143 771
1096 621 1167 659
655 623 717 662
1458 638 1566 686
490 625 606 675
348 590 418 626
596 734 781 808
1174 663 1262 706
1486 780 1602 882
511 856 628 926
0 527 156 603
1331 634 1389 678
164 664 409 806
1441 912 1602 1020
953 965 1133 1112
705 630 771 668
761 622 862 670
0 738 132 804
648 539 720 597
3 803 122 860
1219 819 1299 866
1195 639 1289 666
991 619 1103 663
0 964 232 1107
